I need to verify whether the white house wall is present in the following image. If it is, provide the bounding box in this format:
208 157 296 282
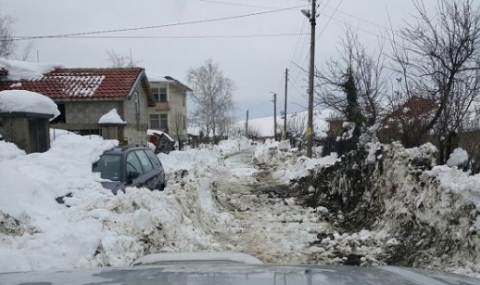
123 85 150 144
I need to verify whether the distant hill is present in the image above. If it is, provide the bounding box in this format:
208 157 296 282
237 109 334 138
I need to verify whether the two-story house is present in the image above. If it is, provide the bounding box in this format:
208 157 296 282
147 75 191 142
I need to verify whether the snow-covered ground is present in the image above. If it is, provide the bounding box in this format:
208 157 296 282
1 132 480 279
0 134 335 272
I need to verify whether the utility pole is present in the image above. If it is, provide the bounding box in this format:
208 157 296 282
272 92 277 141
303 0 316 158
284 68 288 140
245 110 249 137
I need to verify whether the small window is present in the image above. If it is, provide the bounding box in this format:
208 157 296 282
160 114 168 130
182 95 186 107
126 152 144 174
135 150 154 173
159 88 167 102
51 104 66 124
152 88 160 102
150 114 160 129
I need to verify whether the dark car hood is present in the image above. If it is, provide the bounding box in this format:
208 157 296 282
1 264 479 285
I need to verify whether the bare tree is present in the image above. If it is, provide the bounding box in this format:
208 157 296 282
106 49 137 67
171 111 186 149
286 113 308 137
0 14 14 58
391 0 480 163
187 59 235 141
315 28 387 129
18 41 34 61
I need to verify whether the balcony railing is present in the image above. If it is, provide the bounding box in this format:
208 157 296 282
154 102 170 111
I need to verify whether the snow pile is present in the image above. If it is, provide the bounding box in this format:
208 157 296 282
295 141 480 276
2 133 480 278
252 139 337 182
0 135 259 273
0 58 61 80
0 90 60 119
98 108 126 124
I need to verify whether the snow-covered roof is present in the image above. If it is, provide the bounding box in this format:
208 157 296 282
98 108 126 125
0 90 60 118
147 73 192 91
0 58 62 81
0 64 155 105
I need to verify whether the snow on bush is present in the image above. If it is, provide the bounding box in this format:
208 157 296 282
447 148 468 168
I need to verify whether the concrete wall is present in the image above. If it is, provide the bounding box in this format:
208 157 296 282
52 88 149 144
1 115 50 153
64 101 123 126
123 85 149 143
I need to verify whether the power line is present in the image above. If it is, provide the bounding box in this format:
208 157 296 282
316 0 346 41
12 33 309 40
199 0 279 9
12 4 307 41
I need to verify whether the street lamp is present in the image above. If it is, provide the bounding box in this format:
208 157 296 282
302 0 316 158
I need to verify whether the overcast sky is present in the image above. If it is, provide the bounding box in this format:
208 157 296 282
1 0 433 119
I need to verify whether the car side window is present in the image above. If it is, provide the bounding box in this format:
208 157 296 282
145 149 162 168
126 152 144 174
135 150 154 173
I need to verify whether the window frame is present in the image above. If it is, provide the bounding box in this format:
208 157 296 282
126 151 144 175
135 150 154 173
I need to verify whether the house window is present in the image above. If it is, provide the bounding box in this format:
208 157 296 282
159 88 167 102
182 95 186 106
152 87 167 102
160 114 168 130
150 114 168 130
150 114 160 129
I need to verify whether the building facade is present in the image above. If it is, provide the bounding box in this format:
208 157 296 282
147 76 191 142
0 67 155 144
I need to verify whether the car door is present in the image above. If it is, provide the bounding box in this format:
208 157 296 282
125 150 147 188
134 149 158 190
145 149 166 189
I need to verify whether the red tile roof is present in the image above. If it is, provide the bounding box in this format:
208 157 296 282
388 96 438 119
0 67 147 100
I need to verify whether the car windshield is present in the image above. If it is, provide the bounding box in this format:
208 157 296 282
92 154 121 182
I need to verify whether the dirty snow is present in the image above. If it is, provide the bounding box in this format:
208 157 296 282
0 90 60 119
1 133 480 279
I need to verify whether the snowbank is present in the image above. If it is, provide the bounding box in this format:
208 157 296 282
295 141 480 277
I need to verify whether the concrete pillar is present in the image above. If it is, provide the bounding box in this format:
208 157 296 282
0 112 53 153
99 123 126 144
